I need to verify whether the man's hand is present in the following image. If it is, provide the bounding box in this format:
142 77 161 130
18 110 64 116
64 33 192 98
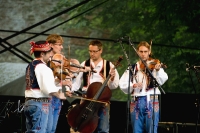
62 80 72 88
109 68 116 81
154 63 161 71
65 91 72 97
79 66 97 73
58 92 67 100
133 82 143 89
79 66 91 72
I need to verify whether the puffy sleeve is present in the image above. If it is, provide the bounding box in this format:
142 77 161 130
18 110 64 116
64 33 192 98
119 68 134 94
154 68 168 85
70 61 85 92
107 62 120 90
35 64 59 95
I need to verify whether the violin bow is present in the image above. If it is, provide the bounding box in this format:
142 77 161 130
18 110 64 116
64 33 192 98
149 39 167 69
70 94 110 106
149 39 152 57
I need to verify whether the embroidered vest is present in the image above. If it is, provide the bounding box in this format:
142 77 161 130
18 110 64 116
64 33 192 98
83 59 110 87
25 60 43 90
130 63 154 91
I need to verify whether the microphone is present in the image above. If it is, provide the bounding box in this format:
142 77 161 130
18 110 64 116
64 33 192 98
116 36 129 44
194 66 200 72
186 63 190 71
194 66 200 69
116 37 129 44
186 63 196 71
116 37 125 43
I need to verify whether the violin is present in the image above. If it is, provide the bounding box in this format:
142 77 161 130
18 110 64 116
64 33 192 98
63 58 81 79
50 53 86 80
140 57 167 71
67 58 80 73
49 54 70 80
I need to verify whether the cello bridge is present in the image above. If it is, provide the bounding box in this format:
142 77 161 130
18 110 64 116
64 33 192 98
86 107 92 112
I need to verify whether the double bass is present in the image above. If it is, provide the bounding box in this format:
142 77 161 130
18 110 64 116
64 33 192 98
67 56 123 133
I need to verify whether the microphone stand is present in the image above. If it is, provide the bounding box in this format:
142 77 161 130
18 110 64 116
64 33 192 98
193 66 200 133
118 39 134 133
0 100 14 124
187 64 200 133
120 36 166 133
13 100 24 113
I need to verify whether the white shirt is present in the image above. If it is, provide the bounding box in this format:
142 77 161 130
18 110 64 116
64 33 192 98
25 63 60 98
119 62 168 97
70 59 119 92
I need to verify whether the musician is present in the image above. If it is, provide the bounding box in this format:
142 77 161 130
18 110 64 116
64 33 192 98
46 34 90 133
119 41 168 133
46 34 72 133
24 41 68 133
68 40 120 133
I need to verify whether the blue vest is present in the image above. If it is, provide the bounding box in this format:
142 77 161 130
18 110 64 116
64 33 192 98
25 60 43 90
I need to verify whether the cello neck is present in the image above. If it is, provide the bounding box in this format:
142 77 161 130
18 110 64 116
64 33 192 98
93 56 123 99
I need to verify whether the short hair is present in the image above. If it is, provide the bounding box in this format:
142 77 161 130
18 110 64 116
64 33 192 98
88 40 103 50
46 34 64 44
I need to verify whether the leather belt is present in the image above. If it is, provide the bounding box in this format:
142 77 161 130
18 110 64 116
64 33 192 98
25 97 50 103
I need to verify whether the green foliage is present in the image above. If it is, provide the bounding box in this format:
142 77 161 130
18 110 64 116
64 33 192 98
52 0 200 100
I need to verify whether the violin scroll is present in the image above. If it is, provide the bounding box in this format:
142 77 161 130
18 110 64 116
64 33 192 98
112 56 123 68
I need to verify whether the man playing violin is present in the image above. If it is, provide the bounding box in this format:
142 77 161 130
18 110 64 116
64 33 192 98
68 40 120 133
24 41 67 133
119 41 168 133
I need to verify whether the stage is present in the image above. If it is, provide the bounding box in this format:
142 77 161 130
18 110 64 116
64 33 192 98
0 93 200 133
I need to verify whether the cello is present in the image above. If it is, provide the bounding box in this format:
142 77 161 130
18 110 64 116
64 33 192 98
67 56 123 133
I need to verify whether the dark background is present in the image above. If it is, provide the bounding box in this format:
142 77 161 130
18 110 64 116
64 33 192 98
0 93 200 133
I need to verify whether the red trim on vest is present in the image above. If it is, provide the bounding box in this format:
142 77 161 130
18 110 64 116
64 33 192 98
83 59 106 87
99 60 105 79
25 62 44 90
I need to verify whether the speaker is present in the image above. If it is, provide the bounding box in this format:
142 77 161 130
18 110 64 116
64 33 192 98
158 122 200 133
